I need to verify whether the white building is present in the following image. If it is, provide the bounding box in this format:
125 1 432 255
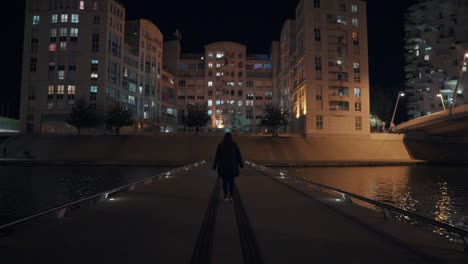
278 0 370 135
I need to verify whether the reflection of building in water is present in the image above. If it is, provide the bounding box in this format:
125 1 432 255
297 166 412 209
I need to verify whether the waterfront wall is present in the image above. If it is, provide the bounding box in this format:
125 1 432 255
0 134 412 164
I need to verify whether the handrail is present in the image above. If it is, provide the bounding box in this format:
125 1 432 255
0 161 206 230
246 161 468 252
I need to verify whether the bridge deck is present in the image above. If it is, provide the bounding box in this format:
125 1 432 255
1 165 466 263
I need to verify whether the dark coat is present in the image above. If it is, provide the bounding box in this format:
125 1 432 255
212 141 244 178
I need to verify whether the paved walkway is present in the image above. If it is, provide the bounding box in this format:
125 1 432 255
1 164 467 263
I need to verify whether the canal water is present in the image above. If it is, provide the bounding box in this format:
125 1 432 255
280 165 468 240
0 165 172 226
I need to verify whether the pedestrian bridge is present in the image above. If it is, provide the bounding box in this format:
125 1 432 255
395 104 468 137
1 162 467 263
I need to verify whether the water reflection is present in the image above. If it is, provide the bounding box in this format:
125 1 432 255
282 165 468 240
0 165 171 225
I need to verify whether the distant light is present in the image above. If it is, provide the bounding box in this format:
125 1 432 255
437 94 442 98
465 52 468 58
109 198 116 201
399 92 405 97
335 198 341 202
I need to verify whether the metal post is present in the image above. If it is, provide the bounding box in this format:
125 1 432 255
383 208 392 220
449 53 467 115
56 208 67 219
390 94 401 130
99 193 109 202
341 193 352 203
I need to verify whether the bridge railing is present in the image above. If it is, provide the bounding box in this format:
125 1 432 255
246 161 468 253
0 161 206 230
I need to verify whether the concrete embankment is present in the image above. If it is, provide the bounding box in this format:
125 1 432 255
0 133 416 166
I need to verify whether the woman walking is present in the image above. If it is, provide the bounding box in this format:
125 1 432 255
212 132 244 202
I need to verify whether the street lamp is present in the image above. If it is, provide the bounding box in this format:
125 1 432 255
390 92 405 130
437 94 446 110
450 52 468 114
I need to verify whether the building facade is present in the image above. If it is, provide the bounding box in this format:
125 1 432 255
404 0 468 119
278 0 370 135
165 41 278 132
20 0 176 134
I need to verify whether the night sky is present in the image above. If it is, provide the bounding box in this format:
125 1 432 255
3 0 416 122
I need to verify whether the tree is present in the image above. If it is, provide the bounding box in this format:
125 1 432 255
185 103 211 135
261 103 289 137
105 103 135 135
66 97 96 135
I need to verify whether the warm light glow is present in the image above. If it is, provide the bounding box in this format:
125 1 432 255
437 94 442 98
465 53 468 58
399 92 405 97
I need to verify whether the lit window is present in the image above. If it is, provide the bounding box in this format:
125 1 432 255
208 110 212 116
355 102 361 112
48 85 54 96
208 81 213 87
60 42 66 51
355 116 362 130
68 85 75 95
208 100 212 106
58 66 65 80
80 1 85 10
254 64 263 70
71 14 79 23
208 52 213 58
208 63 213 68
316 115 323 129
424 55 430 61
61 14 68 23
354 88 361 97
49 43 57 52
90 86 98 93
216 63 221 68
352 32 359 45
238 101 243 107
60 28 67 37
33 15 40 25
216 52 224 58
51 14 58 23
70 28 79 37
50 28 57 37
57 85 64 95
352 4 358 13
352 18 359 27
91 73 98 79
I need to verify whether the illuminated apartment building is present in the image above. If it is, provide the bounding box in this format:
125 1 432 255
278 0 370 135
20 1 175 133
124 19 176 132
165 40 278 132
404 0 468 119
20 0 126 133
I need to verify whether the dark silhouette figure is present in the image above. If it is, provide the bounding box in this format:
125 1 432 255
212 132 244 202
